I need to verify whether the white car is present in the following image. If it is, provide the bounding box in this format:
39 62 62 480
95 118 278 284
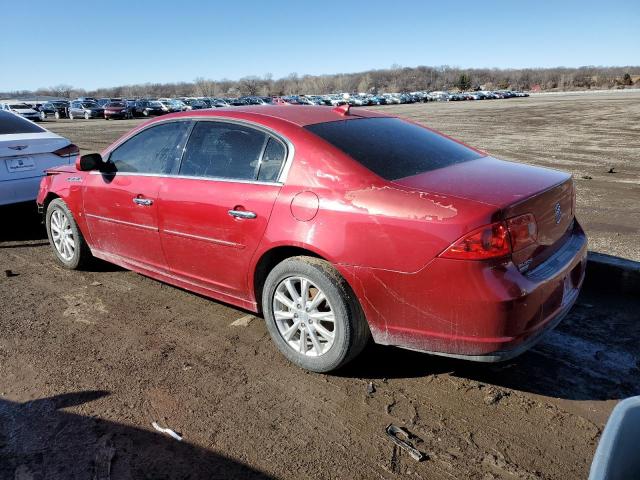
0 110 78 206
1 102 41 122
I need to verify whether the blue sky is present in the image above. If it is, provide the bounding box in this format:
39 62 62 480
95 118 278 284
2 0 638 91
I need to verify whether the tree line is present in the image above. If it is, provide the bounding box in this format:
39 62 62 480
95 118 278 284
4 65 639 100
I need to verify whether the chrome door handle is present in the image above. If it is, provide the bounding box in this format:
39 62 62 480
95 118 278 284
228 209 256 219
133 197 153 206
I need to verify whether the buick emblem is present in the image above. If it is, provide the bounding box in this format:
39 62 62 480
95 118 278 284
554 202 562 224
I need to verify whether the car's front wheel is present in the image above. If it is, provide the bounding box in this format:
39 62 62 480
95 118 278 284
54 111 60 120
45 199 93 269
262 256 370 372
84 112 90 120
69 112 74 120
39 111 46 121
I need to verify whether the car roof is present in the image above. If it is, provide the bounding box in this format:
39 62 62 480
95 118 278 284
159 105 392 127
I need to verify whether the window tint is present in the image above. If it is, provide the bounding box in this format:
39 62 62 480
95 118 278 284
109 121 191 174
180 121 267 180
305 117 483 180
0 110 45 134
257 138 286 182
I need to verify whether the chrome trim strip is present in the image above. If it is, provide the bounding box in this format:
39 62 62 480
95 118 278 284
88 170 282 186
99 116 295 184
85 213 158 231
162 229 244 248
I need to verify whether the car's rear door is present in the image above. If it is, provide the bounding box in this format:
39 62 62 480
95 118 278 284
83 120 192 271
157 120 288 301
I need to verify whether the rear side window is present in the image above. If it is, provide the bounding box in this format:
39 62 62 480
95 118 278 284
109 121 191 174
0 110 45 134
305 117 483 180
257 138 286 182
179 121 267 180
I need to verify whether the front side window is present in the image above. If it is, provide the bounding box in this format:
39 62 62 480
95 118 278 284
179 121 267 181
109 121 191 174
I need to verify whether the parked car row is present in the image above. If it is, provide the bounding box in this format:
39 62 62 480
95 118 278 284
2 89 530 123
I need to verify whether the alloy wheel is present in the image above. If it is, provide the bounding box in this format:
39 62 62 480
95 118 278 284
273 276 336 357
50 209 75 261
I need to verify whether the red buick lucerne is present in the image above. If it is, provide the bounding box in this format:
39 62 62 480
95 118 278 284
37 105 587 372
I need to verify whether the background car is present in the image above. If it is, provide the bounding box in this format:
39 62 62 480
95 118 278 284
39 101 69 120
0 102 41 121
68 101 104 120
104 101 133 120
0 110 77 206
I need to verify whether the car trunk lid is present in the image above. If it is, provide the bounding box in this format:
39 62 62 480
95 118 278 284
394 156 575 270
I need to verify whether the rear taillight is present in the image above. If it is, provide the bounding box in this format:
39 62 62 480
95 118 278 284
440 221 511 260
506 213 538 252
53 143 79 157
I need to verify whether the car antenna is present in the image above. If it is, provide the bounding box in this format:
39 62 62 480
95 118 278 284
332 104 351 116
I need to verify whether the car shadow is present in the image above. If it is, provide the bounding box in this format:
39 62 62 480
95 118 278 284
338 281 640 402
0 202 46 243
0 391 273 480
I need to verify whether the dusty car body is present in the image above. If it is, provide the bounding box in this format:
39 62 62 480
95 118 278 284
36 105 587 371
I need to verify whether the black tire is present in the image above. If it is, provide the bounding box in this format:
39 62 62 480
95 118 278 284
262 256 370 372
45 198 93 270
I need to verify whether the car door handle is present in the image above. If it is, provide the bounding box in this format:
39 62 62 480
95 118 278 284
228 209 256 219
133 197 153 206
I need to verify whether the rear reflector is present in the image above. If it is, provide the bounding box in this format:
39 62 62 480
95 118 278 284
53 143 79 157
506 213 538 252
440 221 511 260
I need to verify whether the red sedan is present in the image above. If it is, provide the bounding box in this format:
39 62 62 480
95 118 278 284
36 105 587 372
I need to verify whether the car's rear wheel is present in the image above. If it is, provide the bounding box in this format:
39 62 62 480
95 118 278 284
69 112 74 120
39 111 46 121
45 199 93 269
54 111 60 120
262 256 370 372
84 112 90 120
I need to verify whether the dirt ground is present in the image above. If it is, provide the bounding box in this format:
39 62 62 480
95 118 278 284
1 93 639 479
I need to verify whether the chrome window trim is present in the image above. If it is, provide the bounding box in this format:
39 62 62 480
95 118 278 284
101 116 295 185
89 170 282 187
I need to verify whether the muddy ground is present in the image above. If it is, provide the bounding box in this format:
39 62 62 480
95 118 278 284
1 92 639 479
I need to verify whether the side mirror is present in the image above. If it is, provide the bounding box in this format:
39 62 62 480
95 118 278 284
76 153 103 171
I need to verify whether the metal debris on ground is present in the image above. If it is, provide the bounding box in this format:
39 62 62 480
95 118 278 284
385 424 426 462
5 269 18 277
230 315 255 327
367 382 376 395
151 421 183 441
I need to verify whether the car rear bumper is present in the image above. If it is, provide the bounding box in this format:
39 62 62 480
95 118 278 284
341 220 588 361
0 175 42 206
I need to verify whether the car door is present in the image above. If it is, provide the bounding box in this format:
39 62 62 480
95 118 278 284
83 120 192 271
157 120 288 300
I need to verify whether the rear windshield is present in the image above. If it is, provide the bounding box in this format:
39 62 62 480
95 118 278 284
305 117 483 180
0 110 45 134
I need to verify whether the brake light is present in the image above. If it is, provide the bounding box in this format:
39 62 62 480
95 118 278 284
506 213 538 252
53 143 79 157
441 221 511 260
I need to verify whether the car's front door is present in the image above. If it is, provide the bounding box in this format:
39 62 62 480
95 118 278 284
83 120 192 271
157 120 288 301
